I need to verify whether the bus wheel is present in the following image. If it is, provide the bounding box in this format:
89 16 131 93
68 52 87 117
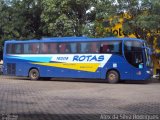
107 70 119 83
29 69 39 80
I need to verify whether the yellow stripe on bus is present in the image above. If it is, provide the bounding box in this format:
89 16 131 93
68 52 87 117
32 62 100 72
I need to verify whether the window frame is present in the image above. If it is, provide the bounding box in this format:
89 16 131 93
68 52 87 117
100 40 122 54
6 43 24 54
6 40 123 55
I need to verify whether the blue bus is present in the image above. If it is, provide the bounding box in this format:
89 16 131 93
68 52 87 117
3 37 153 83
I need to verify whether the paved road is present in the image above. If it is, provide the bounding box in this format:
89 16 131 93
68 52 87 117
0 76 160 120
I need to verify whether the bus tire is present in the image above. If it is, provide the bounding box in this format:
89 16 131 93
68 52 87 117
107 70 119 83
29 69 40 80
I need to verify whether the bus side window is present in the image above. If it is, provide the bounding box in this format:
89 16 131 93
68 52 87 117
41 43 49 54
90 42 99 53
31 43 39 54
70 43 77 53
15 44 23 54
111 41 121 54
24 44 30 54
59 43 70 53
50 43 57 54
7 44 14 54
80 43 88 53
100 42 110 53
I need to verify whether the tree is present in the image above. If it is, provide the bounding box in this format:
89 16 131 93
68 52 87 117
0 0 43 46
93 0 160 53
115 0 160 46
85 0 119 37
18 0 43 39
41 0 98 37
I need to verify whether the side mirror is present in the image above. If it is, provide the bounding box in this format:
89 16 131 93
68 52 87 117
139 63 143 69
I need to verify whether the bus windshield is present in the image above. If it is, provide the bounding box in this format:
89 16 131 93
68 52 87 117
124 41 143 68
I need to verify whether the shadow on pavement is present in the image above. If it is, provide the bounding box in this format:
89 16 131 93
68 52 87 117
8 75 160 84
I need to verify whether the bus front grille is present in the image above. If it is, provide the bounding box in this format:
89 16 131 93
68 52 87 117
7 63 16 75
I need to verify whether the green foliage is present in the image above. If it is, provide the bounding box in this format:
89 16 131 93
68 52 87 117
80 0 116 37
0 0 159 51
41 0 97 37
0 0 42 46
116 0 160 43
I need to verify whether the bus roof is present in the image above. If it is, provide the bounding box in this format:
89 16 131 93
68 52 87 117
5 37 145 44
